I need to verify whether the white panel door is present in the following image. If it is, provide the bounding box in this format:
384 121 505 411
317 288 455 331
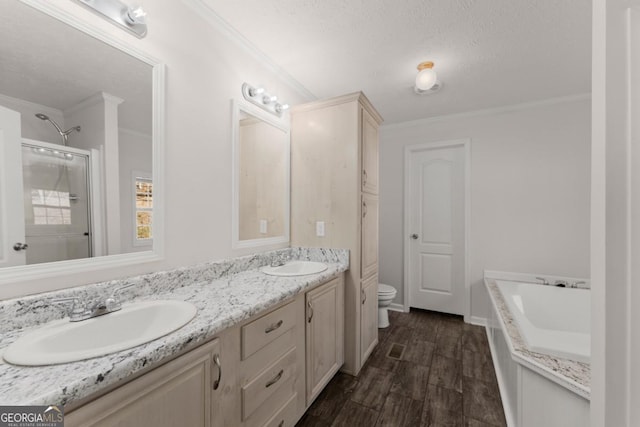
407 144 465 314
0 105 26 267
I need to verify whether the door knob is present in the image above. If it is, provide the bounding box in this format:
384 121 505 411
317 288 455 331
410 234 418 240
13 242 28 251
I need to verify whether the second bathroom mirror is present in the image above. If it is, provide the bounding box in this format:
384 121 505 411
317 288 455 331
232 99 290 249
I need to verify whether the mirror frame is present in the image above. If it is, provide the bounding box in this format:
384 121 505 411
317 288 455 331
231 99 290 249
0 0 165 287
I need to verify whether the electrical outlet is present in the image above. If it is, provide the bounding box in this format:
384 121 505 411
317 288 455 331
316 221 325 237
259 219 267 234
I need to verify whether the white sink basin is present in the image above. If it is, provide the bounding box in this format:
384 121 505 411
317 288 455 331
3 300 197 366
261 261 328 277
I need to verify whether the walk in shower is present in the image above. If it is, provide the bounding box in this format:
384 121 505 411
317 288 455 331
21 140 92 265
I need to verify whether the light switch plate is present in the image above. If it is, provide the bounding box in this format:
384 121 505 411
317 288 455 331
316 221 325 237
259 219 267 234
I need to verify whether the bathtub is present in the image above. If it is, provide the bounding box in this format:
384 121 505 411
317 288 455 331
496 280 590 363
485 276 590 427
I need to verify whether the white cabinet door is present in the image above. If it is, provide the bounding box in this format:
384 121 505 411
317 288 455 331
305 276 344 404
360 274 378 364
0 105 26 267
361 107 379 195
361 193 378 280
66 339 221 427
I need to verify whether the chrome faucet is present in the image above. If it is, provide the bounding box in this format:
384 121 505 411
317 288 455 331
52 283 136 322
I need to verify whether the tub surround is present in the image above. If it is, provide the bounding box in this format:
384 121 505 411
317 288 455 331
0 247 349 407
484 274 590 399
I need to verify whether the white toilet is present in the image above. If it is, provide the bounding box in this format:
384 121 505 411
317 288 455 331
377 283 397 328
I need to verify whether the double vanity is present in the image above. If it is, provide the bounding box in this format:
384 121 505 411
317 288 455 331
0 248 348 427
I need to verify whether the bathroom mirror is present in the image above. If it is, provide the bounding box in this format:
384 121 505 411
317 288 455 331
232 99 290 249
0 0 164 286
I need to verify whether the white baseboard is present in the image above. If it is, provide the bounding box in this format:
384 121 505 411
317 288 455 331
465 315 487 326
388 303 407 312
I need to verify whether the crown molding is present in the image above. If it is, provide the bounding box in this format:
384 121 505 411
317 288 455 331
0 92 63 118
64 92 124 116
291 91 384 124
181 0 317 102
382 93 591 131
119 127 152 141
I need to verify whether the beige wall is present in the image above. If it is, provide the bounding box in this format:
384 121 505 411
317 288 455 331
379 97 591 320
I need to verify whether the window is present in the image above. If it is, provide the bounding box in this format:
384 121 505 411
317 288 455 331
31 189 71 225
134 176 153 243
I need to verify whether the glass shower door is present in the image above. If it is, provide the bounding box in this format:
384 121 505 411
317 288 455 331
21 143 91 265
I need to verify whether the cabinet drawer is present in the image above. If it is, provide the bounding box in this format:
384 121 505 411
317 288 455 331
242 301 296 360
262 392 298 427
242 347 297 420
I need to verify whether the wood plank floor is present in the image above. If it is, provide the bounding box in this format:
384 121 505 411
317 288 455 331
296 309 507 427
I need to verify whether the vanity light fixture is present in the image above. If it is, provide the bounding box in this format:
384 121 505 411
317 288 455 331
414 61 443 95
242 83 289 117
74 0 148 38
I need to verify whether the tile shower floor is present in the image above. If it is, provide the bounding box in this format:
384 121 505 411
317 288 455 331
296 309 507 427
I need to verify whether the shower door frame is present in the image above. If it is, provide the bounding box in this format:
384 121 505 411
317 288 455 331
21 138 96 261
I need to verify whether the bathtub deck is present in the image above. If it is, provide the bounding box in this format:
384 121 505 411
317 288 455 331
485 279 590 399
296 309 507 427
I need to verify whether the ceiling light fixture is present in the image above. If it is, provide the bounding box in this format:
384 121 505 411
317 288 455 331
414 61 443 95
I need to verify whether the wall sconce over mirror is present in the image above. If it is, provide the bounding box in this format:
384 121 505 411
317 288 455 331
74 0 148 38
232 99 290 249
241 83 289 117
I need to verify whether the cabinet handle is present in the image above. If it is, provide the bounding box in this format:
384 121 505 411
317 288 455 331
363 201 367 218
265 320 283 334
363 169 368 186
362 289 367 304
213 354 222 390
307 300 314 323
265 369 284 388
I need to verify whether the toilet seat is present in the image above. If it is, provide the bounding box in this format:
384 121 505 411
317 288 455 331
378 284 396 295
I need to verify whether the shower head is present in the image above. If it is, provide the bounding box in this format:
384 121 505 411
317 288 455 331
35 112 64 134
35 113 80 146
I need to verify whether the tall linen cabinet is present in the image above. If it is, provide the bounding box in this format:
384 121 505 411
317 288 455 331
291 92 382 375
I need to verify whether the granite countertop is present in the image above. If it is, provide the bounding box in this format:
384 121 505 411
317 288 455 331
485 278 590 399
0 248 349 406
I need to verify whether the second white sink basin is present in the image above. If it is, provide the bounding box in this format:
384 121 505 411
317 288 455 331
261 261 328 277
3 300 197 366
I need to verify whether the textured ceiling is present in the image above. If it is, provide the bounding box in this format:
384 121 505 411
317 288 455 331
0 0 152 134
201 0 591 124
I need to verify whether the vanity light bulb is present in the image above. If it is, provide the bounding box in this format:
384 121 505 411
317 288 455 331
275 103 290 114
125 6 147 25
263 95 277 105
248 87 265 97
